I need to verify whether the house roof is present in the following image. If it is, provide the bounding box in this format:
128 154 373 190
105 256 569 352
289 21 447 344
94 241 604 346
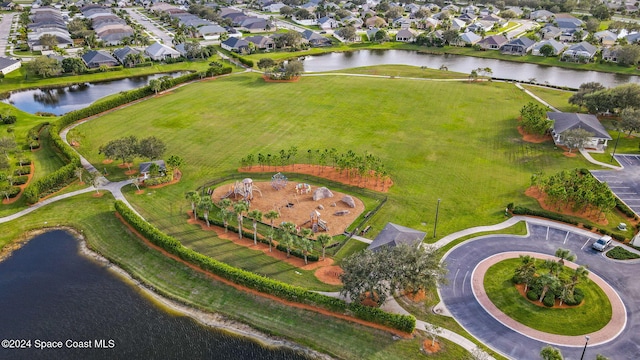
0 57 19 70
222 37 250 49
594 30 617 42
565 41 597 56
459 32 481 43
396 29 416 38
504 37 535 47
478 35 508 46
145 42 180 57
533 39 566 53
547 112 612 140
139 160 166 173
81 50 118 65
113 46 141 62
367 222 426 252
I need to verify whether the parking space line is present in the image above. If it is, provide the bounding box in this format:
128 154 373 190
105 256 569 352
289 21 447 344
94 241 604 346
563 231 569 244
581 238 591 250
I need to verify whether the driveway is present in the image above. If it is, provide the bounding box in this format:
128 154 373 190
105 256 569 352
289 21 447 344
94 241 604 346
0 13 16 56
124 8 173 45
440 222 640 360
591 154 640 216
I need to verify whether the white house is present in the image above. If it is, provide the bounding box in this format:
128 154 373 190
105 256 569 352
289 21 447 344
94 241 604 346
145 42 181 61
548 112 612 150
0 57 21 75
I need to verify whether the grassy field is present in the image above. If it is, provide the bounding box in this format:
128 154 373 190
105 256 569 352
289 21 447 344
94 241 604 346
484 258 611 335
73 72 600 243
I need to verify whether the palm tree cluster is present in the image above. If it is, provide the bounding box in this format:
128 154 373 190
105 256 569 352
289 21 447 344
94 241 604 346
513 251 589 307
531 169 617 219
241 148 389 186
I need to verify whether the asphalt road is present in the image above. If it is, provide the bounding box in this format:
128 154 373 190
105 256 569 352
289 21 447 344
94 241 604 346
124 8 173 45
592 154 640 217
440 222 640 360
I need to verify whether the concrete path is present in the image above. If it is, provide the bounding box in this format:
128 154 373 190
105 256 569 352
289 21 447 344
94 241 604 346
349 234 372 244
515 83 560 112
580 148 623 170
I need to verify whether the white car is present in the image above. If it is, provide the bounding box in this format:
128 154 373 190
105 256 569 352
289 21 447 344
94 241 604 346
592 235 612 252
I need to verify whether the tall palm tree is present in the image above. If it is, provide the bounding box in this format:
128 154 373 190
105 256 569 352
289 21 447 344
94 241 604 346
185 190 201 219
264 210 279 229
233 201 249 239
570 266 589 291
543 258 563 277
281 222 297 258
265 227 276 252
555 247 576 265
538 273 559 302
218 198 232 233
247 209 263 245
299 237 313 265
316 234 332 261
198 196 214 227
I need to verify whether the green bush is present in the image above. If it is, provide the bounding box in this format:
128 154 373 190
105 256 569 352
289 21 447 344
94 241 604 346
606 246 640 260
512 206 579 225
542 293 555 307
526 290 539 301
14 167 30 175
12 175 28 185
116 201 414 333
143 173 173 186
0 186 20 198
615 198 637 219
17 159 31 166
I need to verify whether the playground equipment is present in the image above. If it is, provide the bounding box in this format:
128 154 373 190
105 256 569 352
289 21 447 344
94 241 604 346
295 183 311 194
271 172 288 190
221 178 262 202
309 210 329 233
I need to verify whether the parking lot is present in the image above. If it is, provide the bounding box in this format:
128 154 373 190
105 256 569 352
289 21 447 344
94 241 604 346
591 154 640 216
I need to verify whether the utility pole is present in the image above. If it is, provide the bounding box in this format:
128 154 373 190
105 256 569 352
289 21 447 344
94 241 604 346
433 198 441 238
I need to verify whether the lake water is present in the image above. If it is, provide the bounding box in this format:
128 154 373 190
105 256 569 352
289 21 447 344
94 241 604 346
302 50 640 89
2 73 185 116
0 230 313 360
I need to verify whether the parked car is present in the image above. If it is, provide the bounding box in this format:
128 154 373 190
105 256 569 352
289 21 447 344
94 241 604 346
592 235 612 252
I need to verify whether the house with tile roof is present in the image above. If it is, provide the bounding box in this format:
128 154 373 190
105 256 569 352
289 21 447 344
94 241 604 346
548 112 612 150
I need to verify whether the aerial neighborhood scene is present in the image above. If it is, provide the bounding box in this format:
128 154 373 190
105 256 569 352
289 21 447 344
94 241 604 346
3 0 640 358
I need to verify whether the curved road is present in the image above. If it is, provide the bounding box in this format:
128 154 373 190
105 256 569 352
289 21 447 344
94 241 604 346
440 221 640 359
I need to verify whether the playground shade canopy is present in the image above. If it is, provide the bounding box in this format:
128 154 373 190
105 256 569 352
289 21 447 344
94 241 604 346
367 223 426 252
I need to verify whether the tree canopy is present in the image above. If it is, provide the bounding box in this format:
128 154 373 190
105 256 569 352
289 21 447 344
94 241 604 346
520 102 550 135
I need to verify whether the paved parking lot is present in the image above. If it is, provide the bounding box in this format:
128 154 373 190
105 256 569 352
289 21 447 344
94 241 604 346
591 154 640 216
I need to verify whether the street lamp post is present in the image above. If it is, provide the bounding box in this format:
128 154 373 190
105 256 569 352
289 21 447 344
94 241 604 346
433 198 441 239
580 335 590 360
610 131 621 163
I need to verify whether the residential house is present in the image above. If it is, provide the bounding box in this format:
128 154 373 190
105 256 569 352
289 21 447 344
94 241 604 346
453 31 481 46
441 4 459 13
392 17 411 29
366 27 380 41
265 2 286 12
113 46 143 65
477 34 508 50
540 25 562 40
531 39 566 56
300 29 331 46
529 9 554 22
317 16 339 30
602 46 621 62
365 16 387 28
547 112 612 150
144 42 181 60
467 21 492 33
450 18 466 31
626 32 640 44
220 37 250 53
198 25 227 40
245 35 275 51
240 18 272 33
0 1 16 10
479 7 500 16
81 50 119 68
343 16 364 29
479 14 506 27
395 28 417 42
501 37 535 55
404 3 420 14
504 6 524 18
367 223 426 252
458 12 477 24
0 57 20 75
461 5 478 14
562 41 598 61
594 30 618 47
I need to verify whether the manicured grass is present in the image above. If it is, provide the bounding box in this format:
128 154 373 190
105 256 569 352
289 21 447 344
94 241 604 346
484 258 612 335
0 194 449 360
73 72 597 244
333 237 370 264
606 246 640 260
328 65 469 79
520 84 581 113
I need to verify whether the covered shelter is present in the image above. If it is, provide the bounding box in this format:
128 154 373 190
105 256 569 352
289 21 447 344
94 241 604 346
547 112 612 150
367 222 426 252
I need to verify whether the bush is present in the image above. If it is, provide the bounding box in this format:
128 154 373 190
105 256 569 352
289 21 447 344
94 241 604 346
606 246 640 260
0 186 20 198
143 173 173 186
615 198 637 219
542 293 555 307
12 175 28 185
14 167 30 175
115 201 414 333
573 288 585 304
512 206 579 225
526 290 539 301
17 159 31 166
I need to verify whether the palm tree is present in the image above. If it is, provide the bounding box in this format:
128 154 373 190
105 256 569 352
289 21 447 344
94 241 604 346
130 176 142 191
317 233 332 261
514 256 536 292
281 222 297 258
570 266 589 291
555 248 576 265
538 273 559 302
298 237 313 265
543 258 563 277
233 201 249 239
265 227 276 252
540 345 564 360
218 198 232 233
74 167 84 183
185 190 200 219
198 196 214 227
247 209 263 245
264 210 279 229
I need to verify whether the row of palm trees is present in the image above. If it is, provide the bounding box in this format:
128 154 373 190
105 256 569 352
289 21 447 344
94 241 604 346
185 191 333 264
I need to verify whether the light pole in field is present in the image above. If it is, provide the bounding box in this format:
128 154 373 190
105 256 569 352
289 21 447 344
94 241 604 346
433 198 441 239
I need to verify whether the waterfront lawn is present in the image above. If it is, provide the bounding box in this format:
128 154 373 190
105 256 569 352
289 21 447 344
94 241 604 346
520 85 579 113
73 72 597 244
484 258 612 335
327 64 470 79
0 195 465 360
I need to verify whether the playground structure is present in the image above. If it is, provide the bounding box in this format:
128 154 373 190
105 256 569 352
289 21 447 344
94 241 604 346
301 210 329 233
221 178 262 203
295 183 311 194
271 172 288 190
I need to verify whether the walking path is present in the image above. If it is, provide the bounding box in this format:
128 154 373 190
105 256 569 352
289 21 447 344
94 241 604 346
515 83 560 112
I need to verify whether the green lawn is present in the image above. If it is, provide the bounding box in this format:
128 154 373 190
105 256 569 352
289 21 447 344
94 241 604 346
520 85 581 113
328 64 470 79
484 258 612 335
73 72 598 244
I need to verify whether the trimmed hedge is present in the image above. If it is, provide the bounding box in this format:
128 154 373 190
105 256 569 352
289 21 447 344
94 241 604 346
0 186 20 198
116 201 415 333
512 206 579 225
227 52 254 67
12 175 28 185
14 167 30 175
615 198 637 219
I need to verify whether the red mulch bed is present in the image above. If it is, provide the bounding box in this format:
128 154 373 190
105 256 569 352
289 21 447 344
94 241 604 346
525 186 608 226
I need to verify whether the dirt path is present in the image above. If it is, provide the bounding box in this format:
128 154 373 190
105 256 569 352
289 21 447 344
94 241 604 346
116 213 412 339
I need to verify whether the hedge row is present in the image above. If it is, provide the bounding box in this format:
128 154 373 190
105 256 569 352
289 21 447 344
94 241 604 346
24 73 199 204
512 206 579 225
12 176 28 185
227 52 254 67
116 201 415 333
26 122 48 150
143 173 173 186
615 198 638 220
14 167 30 175
1 186 20 198
596 227 627 242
